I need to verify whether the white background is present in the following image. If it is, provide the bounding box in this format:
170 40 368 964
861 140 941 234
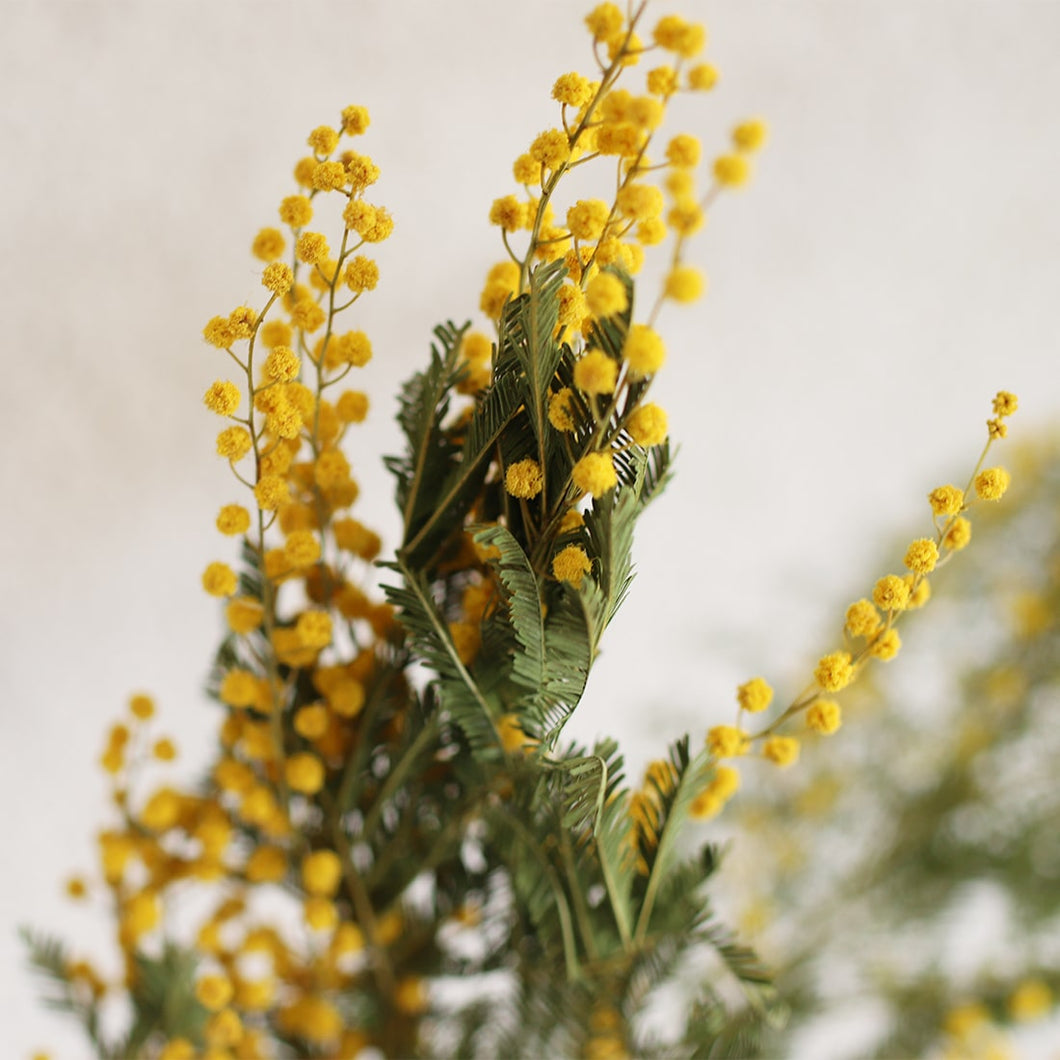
3 1 1059 1056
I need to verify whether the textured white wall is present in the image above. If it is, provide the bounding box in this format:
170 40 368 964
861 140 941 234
4 2 1059 1056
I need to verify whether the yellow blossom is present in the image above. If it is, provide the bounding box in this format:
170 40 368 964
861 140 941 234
974 466 1010 501
549 388 578 432
572 452 618 497
845 599 882 637
203 381 240 417
737 677 773 714
763 736 800 767
202 562 238 598
574 350 619 394
585 273 628 319
505 459 544 499
929 484 964 516
870 628 901 660
553 545 592 588
623 324 666 376
286 753 325 795
302 850 343 897
904 537 939 574
713 154 751 187
664 265 705 303
806 699 842 734
625 403 668 447
707 725 749 758
814 651 854 692
732 118 768 152
873 574 910 612
943 516 972 551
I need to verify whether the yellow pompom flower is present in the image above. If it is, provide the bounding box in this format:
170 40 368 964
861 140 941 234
283 530 321 568
251 227 285 262
762 736 800 767
664 265 706 304
585 3 624 43
263 345 299 383
129 693 155 720
124 891 161 940
974 466 1011 501
1008 978 1052 1021
870 628 901 660
226 597 264 634
623 324 666 376
584 273 628 319
214 422 248 455
572 452 618 497
806 699 842 735
706 725 749 758
732 118 768 153
626 403 668 447
216 504 250 536
713 154 751 187
567 199 612 241
336 390 370 423
512 153 541 185
873 574 910 613
245 845 287 883
845 599 882 637
261 261 293 295
736 677 773 714
394 976 429 1016
294 704 329 739
529 128 571 170
296 232 329 265
928 484 964 516
574 350 619 394
814 651 854 692
688 63 719 91
653 14 706 58
666 134 702 170
616 182 664 221
548 388 578 432
489 195 528 231
505 459 544 499
254 474 290 512
307 124 339 155
219 669 261 709
341 104 370 135
203 381 241 417
904 538 939 574
302 850 343 897
278 195 313 228
202 562 238 598
552 545 592 588
286 752 325 795
552 71 594 107
646 65 678 97
943 516 972 551
195 974 234 1013
344 255 379 292
158 1039 196 1060
296 611 333 649
312 160 347 191
152 738 177 761
992 390 1018 417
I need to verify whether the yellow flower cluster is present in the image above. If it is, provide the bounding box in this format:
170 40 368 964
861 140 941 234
62 108 428 1056
697 393 1018 820
483 3 768 597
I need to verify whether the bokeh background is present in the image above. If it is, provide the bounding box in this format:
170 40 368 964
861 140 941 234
3 2 1059 1056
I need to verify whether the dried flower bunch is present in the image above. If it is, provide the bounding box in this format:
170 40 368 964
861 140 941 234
23 3 1030 1058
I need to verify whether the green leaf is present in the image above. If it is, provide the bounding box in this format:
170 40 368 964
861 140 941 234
382 559 500 759
474 524 592 746
386 320 468 546
400 370 523 568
